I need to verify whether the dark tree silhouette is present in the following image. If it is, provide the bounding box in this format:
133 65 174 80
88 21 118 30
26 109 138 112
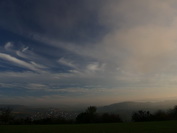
153 110 169 121
76 106 122 123
0 108 14 124
132 110 153 122
167 105 177 120
76 106 97 123
86 106 97 114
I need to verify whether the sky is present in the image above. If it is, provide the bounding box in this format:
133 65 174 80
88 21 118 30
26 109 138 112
1 0 177 106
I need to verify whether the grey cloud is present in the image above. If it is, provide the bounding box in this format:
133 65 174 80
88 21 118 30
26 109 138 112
58 58 78 69
98 0 177 28
2 0 177 104
4 42 14 51
30 0 177 76
0 0 102 43
0 53 46 72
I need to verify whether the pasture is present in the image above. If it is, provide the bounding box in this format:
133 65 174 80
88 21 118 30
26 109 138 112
0 121 177 133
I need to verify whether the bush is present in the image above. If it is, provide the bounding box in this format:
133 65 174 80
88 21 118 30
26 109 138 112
132 110 153 122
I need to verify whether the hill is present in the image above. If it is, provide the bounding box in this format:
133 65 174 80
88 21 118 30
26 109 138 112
97 100 177 121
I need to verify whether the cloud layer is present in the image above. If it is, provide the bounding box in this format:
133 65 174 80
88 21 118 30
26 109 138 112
1 0 177 105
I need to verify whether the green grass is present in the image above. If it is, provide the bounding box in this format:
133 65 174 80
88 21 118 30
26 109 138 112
0 121 177 133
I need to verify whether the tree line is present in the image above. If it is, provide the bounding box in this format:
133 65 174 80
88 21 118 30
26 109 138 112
132 105 177 122
1 105 177 125
76 106 122 123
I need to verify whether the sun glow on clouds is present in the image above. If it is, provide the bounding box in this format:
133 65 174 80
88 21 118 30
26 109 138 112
1 0 177 105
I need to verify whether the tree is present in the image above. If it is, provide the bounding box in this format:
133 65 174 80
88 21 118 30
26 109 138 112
86 106 97 114
0 108 14 124
132 110 153 122
76 106 97 123
153 110 169 121
168 105 177 120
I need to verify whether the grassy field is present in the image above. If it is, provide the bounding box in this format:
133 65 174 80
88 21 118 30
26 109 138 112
0 121 177 133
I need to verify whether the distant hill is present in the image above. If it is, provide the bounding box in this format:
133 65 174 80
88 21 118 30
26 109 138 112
98 100 177 112
97 100 177 121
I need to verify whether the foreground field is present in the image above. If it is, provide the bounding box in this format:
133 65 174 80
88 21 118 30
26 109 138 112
0 121 177 133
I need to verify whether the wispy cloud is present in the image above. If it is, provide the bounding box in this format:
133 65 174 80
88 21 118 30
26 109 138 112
1 0 177 105
0 53 45 72
58 58 78 69
86 62 105 72
4 42 14 51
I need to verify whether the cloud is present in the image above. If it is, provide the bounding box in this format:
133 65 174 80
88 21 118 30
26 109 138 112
22 46 29 52
2 0 177 105
86 62 105 72
4 42 14 51
15 46 49 68
3 0 177 77
30 61 47 69
98 1 177 73
0 53 45 72
25 0 177 103
1 86 177 106
58 58 77 69
98 0 177 28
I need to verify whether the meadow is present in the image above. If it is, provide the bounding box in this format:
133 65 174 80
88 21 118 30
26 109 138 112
0 121 177 133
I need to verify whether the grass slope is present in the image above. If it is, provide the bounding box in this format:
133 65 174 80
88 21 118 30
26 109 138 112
0 121 177 133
